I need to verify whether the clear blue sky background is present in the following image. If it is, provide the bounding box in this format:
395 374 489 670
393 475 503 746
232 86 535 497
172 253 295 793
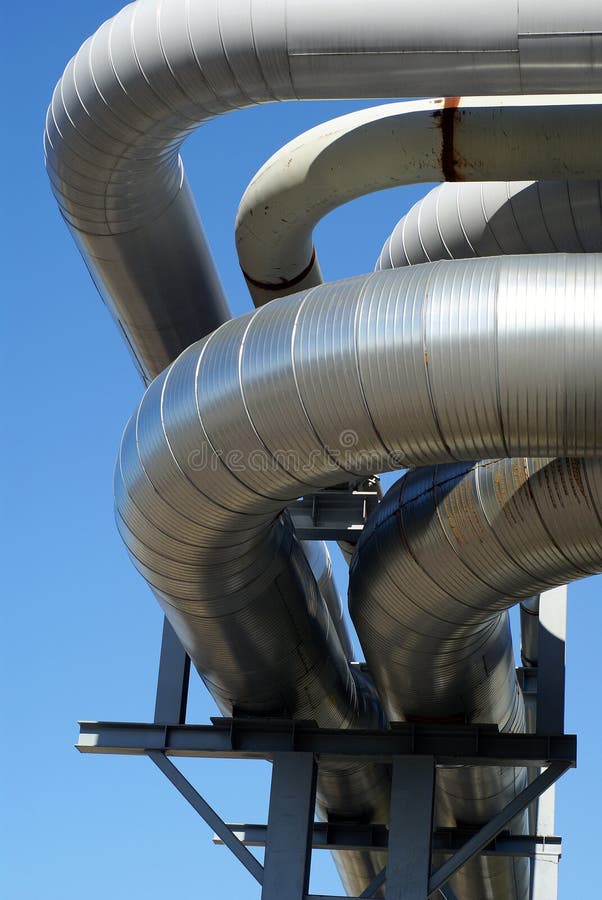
2 2 601 897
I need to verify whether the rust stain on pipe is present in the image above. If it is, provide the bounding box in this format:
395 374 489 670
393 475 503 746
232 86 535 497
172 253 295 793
434 97 463 182
241 246 317 297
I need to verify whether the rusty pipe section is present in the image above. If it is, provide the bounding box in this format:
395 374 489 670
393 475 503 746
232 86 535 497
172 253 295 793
236 97 602 305
349 457 602 897
377 180 602 269
46 0 602 379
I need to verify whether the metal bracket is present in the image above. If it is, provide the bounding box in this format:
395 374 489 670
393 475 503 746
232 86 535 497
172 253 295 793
153 617 190 725
287 479 381 541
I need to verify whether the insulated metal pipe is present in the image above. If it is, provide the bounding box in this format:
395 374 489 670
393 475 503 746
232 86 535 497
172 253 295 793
46 0 602 379
48 3 602 895
349 457 602 897
236 97 602 304
377 180 602 269
115 253 601 894
116 253 601 723
302 541 354 661
364 176 602 896
350 458 602 722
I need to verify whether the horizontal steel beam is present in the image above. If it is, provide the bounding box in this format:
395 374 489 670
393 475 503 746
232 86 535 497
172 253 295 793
212 824 562 858
214 822 389 851
77 718 576 768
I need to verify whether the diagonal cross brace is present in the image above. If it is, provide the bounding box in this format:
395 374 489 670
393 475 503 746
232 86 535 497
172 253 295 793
147 750 264 885
427 761 571 895
354 762 570 900
359 867 387 898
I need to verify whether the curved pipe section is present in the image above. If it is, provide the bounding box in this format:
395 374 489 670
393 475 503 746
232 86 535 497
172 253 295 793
116 250 600 721
236 97 602 304
377 180 602 269
48 4 602 895
116 252 601 893
46 0 602 379
115 252 602 891
350 458 602 723
365 176 602 895
349 457 602 897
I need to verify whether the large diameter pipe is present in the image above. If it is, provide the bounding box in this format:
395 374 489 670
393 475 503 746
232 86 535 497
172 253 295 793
349 455 602 898
350 458 602 723
48 3 602 895
377 180 602 269
236 96 602 304
46 0 602 378
117 253 601 894
368 176 602 898
117 254 601 715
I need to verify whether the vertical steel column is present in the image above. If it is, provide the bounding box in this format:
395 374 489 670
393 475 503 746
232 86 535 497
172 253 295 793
261 752 317 900
386 756 436 900
531 586 567 900
536 586 567 735
153 617 191 725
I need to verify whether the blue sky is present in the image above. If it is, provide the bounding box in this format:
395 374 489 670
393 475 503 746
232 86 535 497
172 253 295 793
2 2 601 897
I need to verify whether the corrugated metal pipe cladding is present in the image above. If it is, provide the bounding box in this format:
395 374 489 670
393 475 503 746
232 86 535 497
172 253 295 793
350 457 602 896
117 254 601 896
47 1 602 897
365 179 602 897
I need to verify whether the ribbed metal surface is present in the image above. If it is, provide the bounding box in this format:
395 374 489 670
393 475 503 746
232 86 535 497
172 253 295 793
350 456 602 898
117 254 600 895
363 176 602 897
351 457 602 720
377 180 602 269
116 336 391 896
45 0 602 379
47 3 602 896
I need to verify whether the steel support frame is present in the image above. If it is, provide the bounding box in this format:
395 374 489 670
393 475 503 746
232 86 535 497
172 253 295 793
77 718 576 765
262 753 318 900
79 716 573 900
84 585 570 900
213 824 562 858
